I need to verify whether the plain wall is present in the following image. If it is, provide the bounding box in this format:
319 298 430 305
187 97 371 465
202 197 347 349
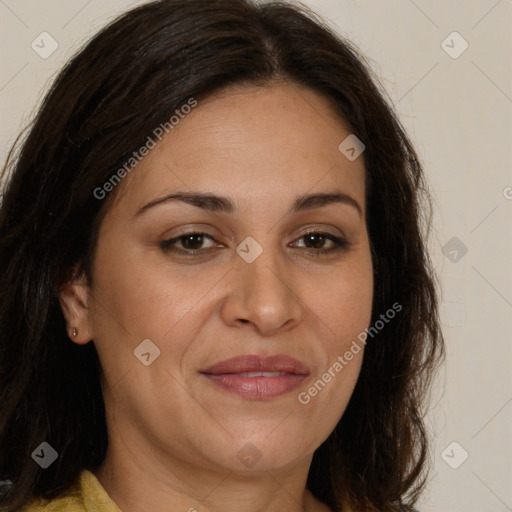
1 1 511 510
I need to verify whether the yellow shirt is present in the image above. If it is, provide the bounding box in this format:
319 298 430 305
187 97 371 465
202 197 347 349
20 470 121 512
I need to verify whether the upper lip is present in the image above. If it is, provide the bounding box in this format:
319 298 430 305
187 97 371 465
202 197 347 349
200 355 310 375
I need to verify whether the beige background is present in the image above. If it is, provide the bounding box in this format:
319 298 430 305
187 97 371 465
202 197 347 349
1 1 511 510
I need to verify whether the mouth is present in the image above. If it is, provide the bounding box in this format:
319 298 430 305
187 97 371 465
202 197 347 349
200 354 310 400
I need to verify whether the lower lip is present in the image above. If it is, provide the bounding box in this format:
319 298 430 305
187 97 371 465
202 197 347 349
202 373 308 399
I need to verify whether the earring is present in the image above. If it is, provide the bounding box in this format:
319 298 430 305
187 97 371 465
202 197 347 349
72 328 78 337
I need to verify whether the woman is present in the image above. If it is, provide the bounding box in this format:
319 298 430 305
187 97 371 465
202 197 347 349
0 0 444 511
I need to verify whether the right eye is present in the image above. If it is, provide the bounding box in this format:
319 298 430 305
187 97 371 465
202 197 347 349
160 232 220 255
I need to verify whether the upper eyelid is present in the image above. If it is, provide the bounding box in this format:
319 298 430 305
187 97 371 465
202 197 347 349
168 229 344 241
169 224 346 239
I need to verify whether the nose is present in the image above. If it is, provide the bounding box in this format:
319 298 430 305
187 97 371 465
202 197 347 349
220 243 306 336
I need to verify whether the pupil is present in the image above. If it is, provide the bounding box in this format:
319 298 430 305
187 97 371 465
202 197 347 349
306 234 324 249
183 234 203 250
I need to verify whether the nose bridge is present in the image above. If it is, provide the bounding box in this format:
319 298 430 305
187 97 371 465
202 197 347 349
238 236 288 300
225 234 304 333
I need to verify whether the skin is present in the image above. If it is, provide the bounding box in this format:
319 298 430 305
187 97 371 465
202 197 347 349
59 81 373 512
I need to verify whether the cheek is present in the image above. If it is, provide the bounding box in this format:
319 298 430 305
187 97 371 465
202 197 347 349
88 241 226 375
315 256 373 347
297 272 371 432
303 254 372 402
89 241 183 335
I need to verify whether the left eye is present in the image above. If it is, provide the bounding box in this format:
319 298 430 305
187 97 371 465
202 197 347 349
291 232 348 253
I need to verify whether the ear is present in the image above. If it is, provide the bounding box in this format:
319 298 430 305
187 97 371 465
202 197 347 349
58 270 93 345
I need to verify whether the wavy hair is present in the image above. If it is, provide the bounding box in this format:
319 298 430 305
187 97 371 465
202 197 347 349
0 1 444 510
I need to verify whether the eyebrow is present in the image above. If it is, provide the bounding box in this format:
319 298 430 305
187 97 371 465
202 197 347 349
135 191 363 218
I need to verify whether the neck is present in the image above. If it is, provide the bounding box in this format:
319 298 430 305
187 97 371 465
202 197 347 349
94 437 330 512
93 382 334 512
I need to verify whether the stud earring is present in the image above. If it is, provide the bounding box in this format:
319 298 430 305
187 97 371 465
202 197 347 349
72 328 78 337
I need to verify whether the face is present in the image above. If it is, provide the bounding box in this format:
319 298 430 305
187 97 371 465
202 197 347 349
61 82 373 476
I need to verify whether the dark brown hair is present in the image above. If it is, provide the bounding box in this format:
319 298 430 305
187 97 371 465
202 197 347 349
0 1 444 510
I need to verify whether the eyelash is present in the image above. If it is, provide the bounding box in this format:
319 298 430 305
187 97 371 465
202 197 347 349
160 231 349 257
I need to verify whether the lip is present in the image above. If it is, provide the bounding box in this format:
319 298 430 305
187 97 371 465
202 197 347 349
200 354 310 400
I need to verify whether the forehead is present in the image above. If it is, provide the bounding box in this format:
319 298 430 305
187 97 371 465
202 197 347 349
109 82 366 217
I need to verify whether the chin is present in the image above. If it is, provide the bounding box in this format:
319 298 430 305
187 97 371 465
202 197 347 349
201 428 321 474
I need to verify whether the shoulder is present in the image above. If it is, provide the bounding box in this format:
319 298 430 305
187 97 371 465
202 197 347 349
19 496 83 511
18 484 83 511
18 470 120 512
